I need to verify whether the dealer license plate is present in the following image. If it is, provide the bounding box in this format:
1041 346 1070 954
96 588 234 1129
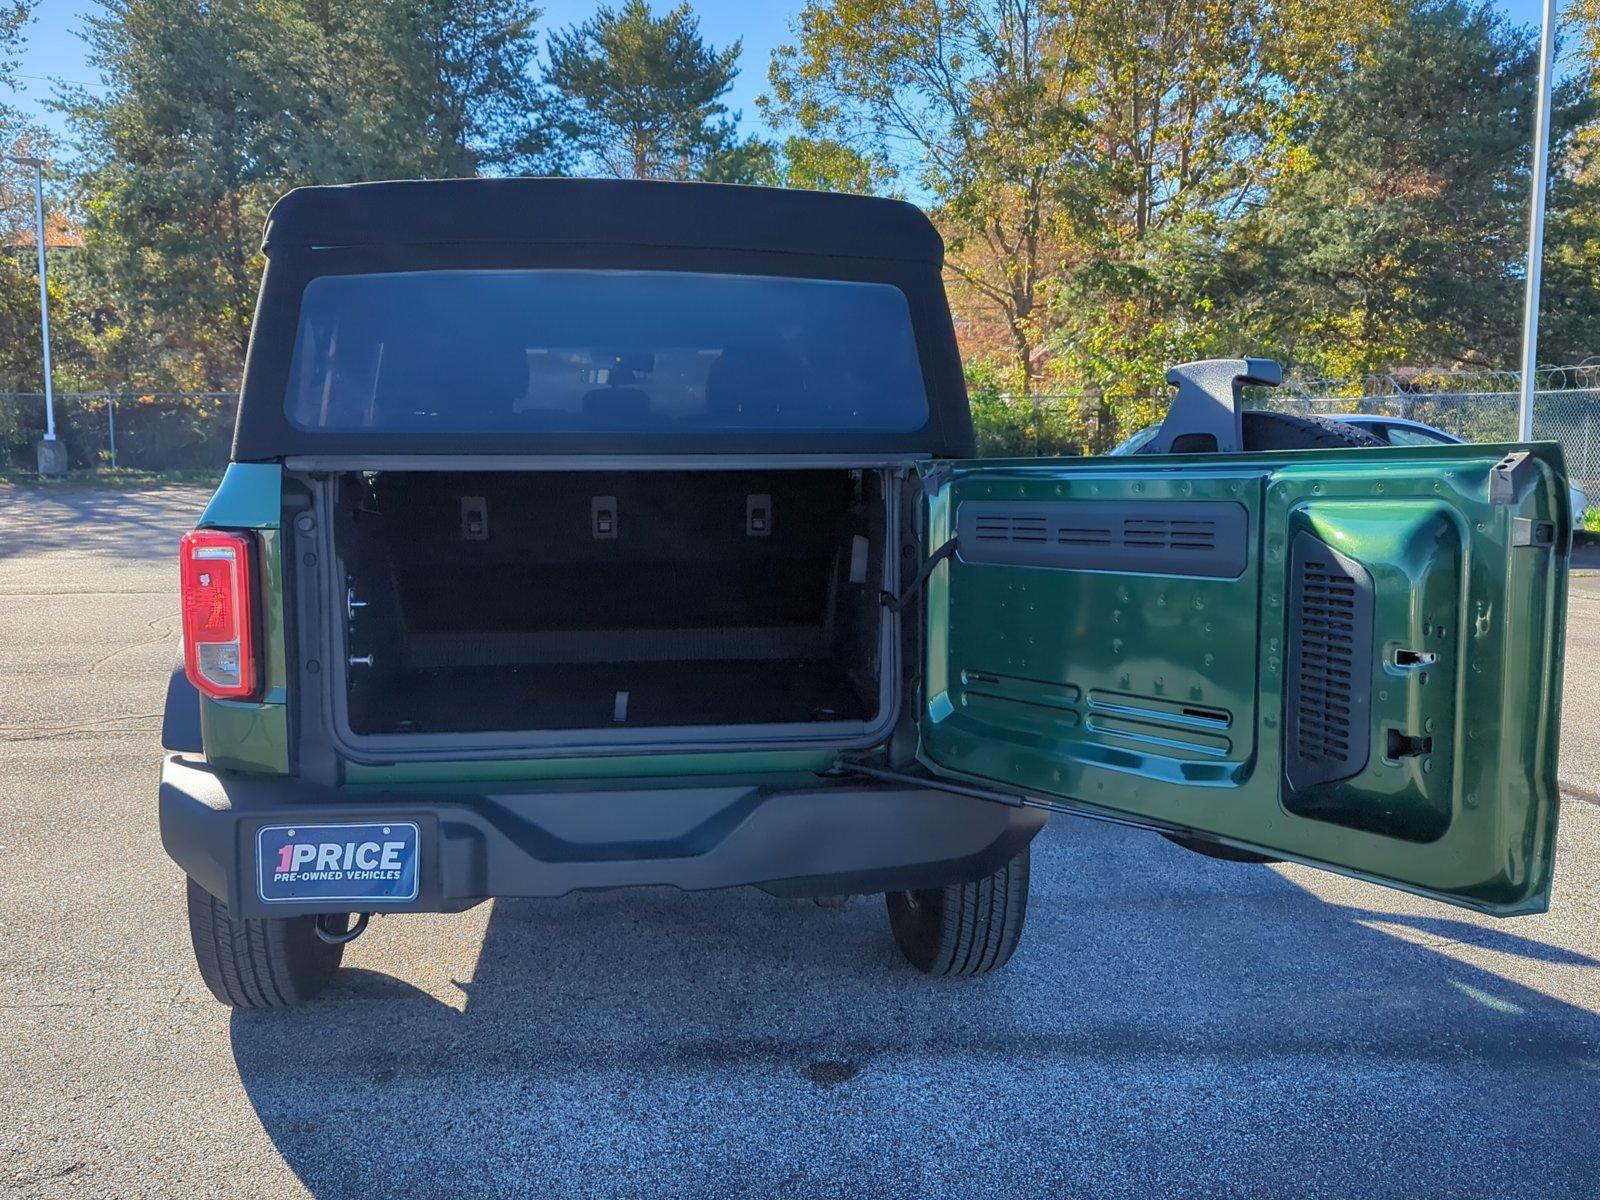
256 822 420 904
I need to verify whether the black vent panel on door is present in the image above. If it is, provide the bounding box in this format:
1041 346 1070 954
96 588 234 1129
956 500 1249 578
1284 531 1374 791
972 513 1049 544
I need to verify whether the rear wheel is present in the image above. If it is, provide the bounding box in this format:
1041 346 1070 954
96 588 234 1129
886 845 1030 976
185 877 348 1008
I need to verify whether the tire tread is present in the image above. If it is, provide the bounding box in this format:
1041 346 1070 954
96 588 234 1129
886 845 1030 977
185 878 343 1008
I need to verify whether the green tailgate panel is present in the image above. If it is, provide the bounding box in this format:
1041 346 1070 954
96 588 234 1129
921 444 1567 914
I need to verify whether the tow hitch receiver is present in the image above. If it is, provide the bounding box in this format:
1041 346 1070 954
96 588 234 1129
316 912 371 945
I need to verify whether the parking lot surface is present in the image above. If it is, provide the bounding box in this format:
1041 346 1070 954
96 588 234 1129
3 486 1599 1199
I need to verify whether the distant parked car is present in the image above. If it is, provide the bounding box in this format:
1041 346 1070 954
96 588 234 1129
1112 412 1588 528
1322 414 1588 529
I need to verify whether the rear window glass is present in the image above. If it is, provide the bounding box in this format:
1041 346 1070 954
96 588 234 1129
285 269 929 434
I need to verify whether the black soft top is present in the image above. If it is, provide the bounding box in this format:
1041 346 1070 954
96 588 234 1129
236 178 973 460
263 178 945 264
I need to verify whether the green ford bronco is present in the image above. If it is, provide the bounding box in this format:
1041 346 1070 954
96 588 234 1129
160 178 1570 1008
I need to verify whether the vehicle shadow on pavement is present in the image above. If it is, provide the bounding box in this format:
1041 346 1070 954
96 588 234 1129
0 486 210 562
230 820 1600 1200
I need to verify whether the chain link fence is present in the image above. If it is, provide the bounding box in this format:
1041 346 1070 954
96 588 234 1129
1260 365 1600 507
5 368 1600 509
0 392 238 472
976 365 1600 509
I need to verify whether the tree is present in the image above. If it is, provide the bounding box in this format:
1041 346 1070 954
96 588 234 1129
1241 0 1592 375
768 0 1385 400
544 0 749 179
706 133 897 192
380 0 551 175
0 1 60 394
59 0 547 389
1539 0 1600 363
768 0 1084 390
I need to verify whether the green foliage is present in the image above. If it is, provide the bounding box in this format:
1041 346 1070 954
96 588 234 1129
60 0 546 389
544 0 750 179
964 360 1087 456
1238 1 1571 375
16 0 1600 444
1 2 47 393
768 0 1390 397
735 135 895 194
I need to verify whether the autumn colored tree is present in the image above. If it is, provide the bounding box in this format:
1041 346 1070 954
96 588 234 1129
61 0 547 389
769 0 1087 390
769 0 1388 410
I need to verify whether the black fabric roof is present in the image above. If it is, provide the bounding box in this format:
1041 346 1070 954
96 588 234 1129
263 178 945 265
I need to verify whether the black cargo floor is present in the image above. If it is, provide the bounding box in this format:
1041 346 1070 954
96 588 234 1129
349 659 872 735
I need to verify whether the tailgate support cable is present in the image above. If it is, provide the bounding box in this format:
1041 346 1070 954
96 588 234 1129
837 760 1283 861
881 537 957 613
836 759 1167 833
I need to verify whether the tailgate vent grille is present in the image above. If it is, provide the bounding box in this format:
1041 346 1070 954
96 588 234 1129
1120 518 1219 552
955 500 1248 578
972 514 1049 544
1285 532 1374 791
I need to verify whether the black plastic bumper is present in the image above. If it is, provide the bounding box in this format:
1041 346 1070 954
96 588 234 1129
159 755 1046 918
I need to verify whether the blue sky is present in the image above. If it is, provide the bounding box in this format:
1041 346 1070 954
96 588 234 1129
8 0 1574 144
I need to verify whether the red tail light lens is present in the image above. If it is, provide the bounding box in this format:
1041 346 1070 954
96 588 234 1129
180 529 258 700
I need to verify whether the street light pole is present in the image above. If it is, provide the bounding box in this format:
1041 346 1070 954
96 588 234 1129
10 154 63 474
1517 0 1558 441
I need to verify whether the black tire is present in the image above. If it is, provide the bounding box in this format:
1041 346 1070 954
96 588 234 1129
885 845 1030 976
1240 409 1384 451
186 877 347 1008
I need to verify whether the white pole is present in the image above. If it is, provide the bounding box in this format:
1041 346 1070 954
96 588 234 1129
1517 0 1558 441
31 163 56 441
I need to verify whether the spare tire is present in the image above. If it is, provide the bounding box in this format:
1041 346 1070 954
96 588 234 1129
1239 410 1384 451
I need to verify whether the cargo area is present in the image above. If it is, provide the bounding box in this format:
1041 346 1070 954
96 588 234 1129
328 469 893 741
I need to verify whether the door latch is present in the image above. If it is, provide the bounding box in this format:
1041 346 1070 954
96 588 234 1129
1512 517 1556 547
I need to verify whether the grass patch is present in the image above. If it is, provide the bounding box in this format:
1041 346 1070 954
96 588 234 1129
0 467 222 489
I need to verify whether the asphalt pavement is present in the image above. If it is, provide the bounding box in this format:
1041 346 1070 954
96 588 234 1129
3 486 1599 1199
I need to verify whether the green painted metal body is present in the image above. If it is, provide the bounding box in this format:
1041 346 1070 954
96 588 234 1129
190 441 1568 916
196 465 290 774
919 442 1567 915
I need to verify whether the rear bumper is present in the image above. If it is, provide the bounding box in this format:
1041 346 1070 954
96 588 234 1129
159 755 1046 918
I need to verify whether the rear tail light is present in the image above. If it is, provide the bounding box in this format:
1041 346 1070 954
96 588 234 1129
180 529 259 700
